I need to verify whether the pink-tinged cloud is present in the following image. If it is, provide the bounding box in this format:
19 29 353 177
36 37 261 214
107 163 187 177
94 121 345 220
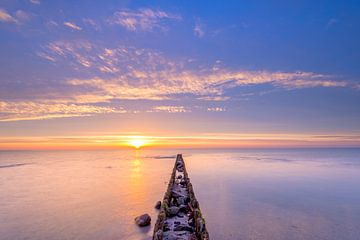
207 107 226 112
0 9 17 23
150 106 190 113
0 101 125 122
37 40 349 103
63 21 82 31
108 8 181 31
15 10 32 22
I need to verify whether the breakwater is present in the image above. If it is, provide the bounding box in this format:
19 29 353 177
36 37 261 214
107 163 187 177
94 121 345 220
153 154 209 240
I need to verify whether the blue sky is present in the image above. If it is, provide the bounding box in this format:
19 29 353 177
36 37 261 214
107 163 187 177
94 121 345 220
0 0 360 148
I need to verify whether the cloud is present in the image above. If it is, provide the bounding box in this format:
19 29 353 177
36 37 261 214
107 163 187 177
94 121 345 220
64 21 82 31
15 10 32 22
194 21 205 38
326 18 338 29
0 101 125 122
37 40 349 103
150 106 190 113
0 9 17 23
29 0 40 4
207 107 226 112
0 9 32 24
108 8 181 31
83 18 100 31
198 96 230 101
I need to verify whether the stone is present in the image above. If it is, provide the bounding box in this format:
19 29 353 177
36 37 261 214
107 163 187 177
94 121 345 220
179 204 189 213
196 218 205 232
154 229 163 240
135 214 151 227
168 206 179 216
174 224 194 232
188 234 198 240
155 200 161 209
177 196 186 205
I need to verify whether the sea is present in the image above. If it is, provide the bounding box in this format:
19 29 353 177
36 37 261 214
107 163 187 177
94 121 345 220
1 148 360 240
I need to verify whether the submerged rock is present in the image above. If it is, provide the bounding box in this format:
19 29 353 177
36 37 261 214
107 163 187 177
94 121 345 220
135 214 151 227
155 201 161 209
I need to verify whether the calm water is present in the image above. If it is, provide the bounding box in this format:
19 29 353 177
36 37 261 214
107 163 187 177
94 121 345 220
1 148 360 240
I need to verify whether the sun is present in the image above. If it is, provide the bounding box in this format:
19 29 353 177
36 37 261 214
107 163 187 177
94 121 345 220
128 138 147 149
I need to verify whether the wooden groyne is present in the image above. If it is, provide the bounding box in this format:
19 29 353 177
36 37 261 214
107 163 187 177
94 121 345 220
153 154 209 240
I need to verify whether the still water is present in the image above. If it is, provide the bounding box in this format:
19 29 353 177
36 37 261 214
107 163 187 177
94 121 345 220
1 148 360 240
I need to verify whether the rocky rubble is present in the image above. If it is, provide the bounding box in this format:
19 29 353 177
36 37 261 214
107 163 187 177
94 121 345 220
153 154 209 240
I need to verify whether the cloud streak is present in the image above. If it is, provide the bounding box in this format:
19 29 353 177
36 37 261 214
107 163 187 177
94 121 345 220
0 39 344 122
0 9 17 23
2 133 360 150
0 101 125 122
108 8 181 31
194 20 205 38
150 106 190 113
29 0 40 4
38 40 349 103
64 21 82 31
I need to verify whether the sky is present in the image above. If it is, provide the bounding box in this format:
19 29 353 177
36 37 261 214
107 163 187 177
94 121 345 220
1 0 360 149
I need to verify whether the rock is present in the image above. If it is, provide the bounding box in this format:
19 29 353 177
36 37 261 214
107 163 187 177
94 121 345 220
179 204 189 213
196 218 205 232
174 224 194 232
135 214 151 227
164 233 180 239
176 162 184 172
177 196 186 205
168 206 179 216
155 200 161 209
154 229 163 240
188 234 198 240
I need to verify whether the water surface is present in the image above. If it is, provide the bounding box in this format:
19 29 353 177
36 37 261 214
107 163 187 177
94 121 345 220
1 148 360 239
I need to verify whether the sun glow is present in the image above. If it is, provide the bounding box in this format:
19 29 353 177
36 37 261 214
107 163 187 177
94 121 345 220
128 138 148 149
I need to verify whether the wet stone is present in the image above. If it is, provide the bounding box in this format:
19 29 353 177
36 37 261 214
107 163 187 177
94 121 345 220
168 206 180 216
174 225 194 232
135 214 151 227
155 201 161 209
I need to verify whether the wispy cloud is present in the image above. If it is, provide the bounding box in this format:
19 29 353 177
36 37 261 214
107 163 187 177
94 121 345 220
0 9 32 24
198 96 230 101
150 106 190 113
108 8 181 31
82 18 100 31
194 20 205 38
326 18 338 29
0 101 125 122
15 10 32 22
207 107 226 112
0 9 17 23
2 133 360 150
63 21 82 31
29 0 40 4
37 40 349 104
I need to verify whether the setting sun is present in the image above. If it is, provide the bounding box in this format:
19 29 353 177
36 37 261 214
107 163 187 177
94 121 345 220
128 138 148 149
